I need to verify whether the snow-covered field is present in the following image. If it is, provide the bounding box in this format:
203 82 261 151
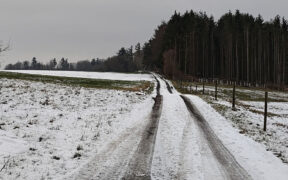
1 70 152 81
187 84 288 163
0 78 153 179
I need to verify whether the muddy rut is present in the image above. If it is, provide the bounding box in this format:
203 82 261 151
122 77 163 180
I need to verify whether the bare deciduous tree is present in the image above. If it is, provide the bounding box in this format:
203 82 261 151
0 42 10 68
0 41 10 54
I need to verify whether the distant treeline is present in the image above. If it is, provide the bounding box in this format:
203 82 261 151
5 44 143 73
142 10 288 88
6 10 288 88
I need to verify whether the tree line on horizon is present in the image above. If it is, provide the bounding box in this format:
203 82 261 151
5 10 288 88
142 10 288 88
5 43 143 72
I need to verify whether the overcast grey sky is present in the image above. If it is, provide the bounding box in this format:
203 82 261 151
0 0 287 67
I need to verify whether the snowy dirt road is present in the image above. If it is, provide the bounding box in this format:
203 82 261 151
68 75 255 180
2 72 287 180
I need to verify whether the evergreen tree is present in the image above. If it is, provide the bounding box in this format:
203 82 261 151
142 10 288 88
31 57 37 69
135 43 141 56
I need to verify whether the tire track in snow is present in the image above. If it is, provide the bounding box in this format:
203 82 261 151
158 75 173 94
65 118 146 180
180 95 252 180
65 76 162 180
177 111 202 179
122 77 163 180
178 114 230 180
163 79 173 94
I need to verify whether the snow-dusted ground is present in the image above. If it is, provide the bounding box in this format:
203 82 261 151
0 78 153 179
151 79 187 179
1 70 153 81
185 94 288 180
189 85 288 164
152 77 288 179
1 70 288 179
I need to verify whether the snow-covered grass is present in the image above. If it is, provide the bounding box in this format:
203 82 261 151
173 81 288 163
0 71 154 93
0 78 153 179
1 70 152 81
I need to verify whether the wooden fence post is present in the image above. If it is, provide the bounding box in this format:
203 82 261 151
202 79 205 94
232 81 236 110
264 91 268 131
215 80 218 100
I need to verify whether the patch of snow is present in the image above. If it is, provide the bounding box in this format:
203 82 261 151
0 131 28 157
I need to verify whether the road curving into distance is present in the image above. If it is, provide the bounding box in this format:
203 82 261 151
66 74 252 180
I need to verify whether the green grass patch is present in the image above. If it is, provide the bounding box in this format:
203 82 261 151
0 71 153 93
172 80 287 102
211 103 229 115
172 79 285 117
172 80 211 96
221 89 287 102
